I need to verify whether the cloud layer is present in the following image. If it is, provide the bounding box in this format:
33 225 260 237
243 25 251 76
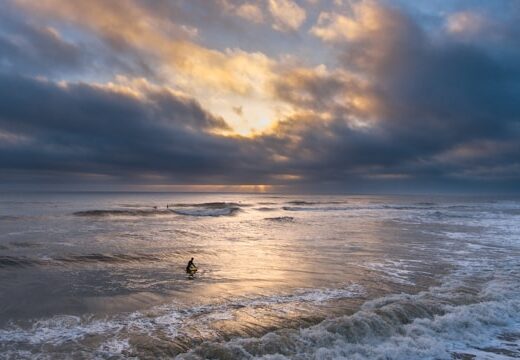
1 0 519 192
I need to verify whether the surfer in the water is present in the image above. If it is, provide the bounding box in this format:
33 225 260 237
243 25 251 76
186 257 197 275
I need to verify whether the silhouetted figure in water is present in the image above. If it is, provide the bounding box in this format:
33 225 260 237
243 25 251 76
186 257 197 275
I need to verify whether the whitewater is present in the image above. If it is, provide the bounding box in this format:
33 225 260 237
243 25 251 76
0 192 519 359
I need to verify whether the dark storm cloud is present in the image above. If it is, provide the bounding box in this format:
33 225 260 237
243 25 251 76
0 73 258 183
0 3 160 81
1 0 520 192
0 7 82 75
266 1 520 188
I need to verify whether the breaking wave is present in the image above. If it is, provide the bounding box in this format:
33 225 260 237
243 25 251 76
264 216 294 222
170 207 240 217
286 200 319 205
283 205 355 212
10 274 515 359
168 202 244 217
0 284 364 356
179 275 520 360
52 201 495 219
286 200 347 206
169 202 249 208
255 207 277 212
74 202 245 218
73 209 172 217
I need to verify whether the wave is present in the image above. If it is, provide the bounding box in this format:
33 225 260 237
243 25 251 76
9 241 40 248
166 202 244 217
241 284 364 309
2 271 519 359
286 200 319 205
282 204 445 212
0 284 364 353
255 207 277 211
361 260 417 285
55 253 163 264
179 276 520 360
56 202 480 219
286 200 347 206
74 202 243 217
0 256 37 268
169 202 249 208
501 208 520 215
171 207 240 217
73 209 172 217
0 252 164 268
264 216 294 222
414 202 437 206
283 205 355 212
0 215 22 221
383 204 438 210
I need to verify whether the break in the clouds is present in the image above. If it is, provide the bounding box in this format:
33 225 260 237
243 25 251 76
0 0 519 192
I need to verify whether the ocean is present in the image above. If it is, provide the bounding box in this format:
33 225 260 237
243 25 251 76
0 192 519 359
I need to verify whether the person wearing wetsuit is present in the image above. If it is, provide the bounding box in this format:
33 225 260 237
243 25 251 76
186 257 196 273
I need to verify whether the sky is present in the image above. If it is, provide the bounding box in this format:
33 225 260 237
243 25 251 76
0 0 519 193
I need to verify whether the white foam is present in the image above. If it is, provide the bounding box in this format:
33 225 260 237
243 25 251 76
171 207 239 217
247 284 364 307
96 337 131 357
0 315 123 346
0 284 364 356
361 260 416 285
179 275 520 360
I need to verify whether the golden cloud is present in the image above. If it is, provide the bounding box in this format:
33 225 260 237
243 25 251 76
14 0 293 135
268 0 307 31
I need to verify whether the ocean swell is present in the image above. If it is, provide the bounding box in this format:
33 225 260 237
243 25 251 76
169 202 244 217
170 207 240 217
73 209 171 217
169 202 248 208
179 276 520 359
73 202 244 218
0 252 165 268
0 284 364 357
264 216 294 222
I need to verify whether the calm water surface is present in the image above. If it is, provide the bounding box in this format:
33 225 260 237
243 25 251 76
0 192 519 359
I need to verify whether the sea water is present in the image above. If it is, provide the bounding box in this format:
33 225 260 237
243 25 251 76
0 192 519 359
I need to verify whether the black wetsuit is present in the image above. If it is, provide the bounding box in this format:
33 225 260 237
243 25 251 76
186 260 195 273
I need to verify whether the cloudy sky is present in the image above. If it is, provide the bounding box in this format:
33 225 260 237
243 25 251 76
1 0 519 193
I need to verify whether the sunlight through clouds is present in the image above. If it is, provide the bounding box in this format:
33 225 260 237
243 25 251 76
1 0 520 191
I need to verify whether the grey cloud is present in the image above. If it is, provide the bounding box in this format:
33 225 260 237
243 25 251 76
0 74 256 183
266 2 520 188
1 1 520 192
0 4 159 81
0 9 82 75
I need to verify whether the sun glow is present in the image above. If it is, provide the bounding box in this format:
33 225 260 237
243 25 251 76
135 184 275 193
14 0 291 137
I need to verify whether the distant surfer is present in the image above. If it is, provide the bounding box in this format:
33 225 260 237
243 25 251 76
186 257 197 276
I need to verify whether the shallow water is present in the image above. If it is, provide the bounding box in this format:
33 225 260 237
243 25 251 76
0 192 519 359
